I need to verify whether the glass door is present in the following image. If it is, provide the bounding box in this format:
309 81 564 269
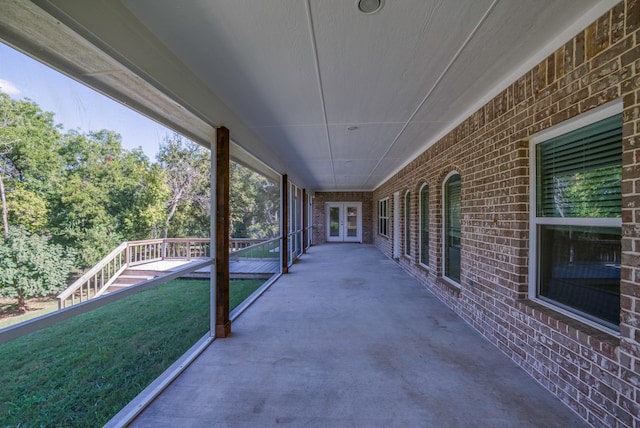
328 204 342 241
326 202 361 242
344 205 360 241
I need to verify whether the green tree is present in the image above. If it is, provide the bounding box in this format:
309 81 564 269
49 129 168 265
0 226 76 312
5 184 48 233
157 134 210 238
566 167 621 218
230 162 279 238
0 94 62 185
118 161 169 239
551 166 621 218
251 172 279 238
230 162 257 238
0 93 63 237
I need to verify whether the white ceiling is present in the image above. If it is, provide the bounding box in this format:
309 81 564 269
4 0 619 191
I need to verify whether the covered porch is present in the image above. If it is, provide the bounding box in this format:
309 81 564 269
118 244 586 427
0 1 638 426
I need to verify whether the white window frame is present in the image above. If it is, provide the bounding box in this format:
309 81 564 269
404 190 411 258
289 182 303 263
419 183 429 269
442 171 462 287
378 197 389 237
307 193 313 248
528 100 622 334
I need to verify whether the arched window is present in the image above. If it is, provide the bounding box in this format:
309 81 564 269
444 173 461 284
404 191 411 256
419 184 429 267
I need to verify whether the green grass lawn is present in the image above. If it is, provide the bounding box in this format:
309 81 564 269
0 297 60 330
0 278 264 427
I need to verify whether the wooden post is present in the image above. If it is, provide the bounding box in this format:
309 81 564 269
282 174 289 274
302 188 307 254
215 126 231 338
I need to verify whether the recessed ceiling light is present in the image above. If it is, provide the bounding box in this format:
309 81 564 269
357 0 384 15
347 126 359 131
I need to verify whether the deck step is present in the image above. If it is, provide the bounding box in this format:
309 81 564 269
101 268 164 294
122 269 164 277
101 261 279 295
105 284 129 293
114 274 155 285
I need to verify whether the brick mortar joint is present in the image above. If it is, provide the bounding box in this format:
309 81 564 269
514 300 620 353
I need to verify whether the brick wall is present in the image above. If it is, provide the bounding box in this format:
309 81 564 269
372 2 639 426
312 192 373 244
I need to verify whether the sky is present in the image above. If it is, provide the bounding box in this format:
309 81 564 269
0 42 174 160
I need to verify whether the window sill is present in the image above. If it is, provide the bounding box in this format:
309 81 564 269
515 299 619 359
437 277 461 297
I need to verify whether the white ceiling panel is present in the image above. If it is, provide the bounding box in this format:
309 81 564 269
328 122 404 160
123 0 324 129
383 122 451 161
294 160 336 189
252 125 330 162
412 0 605 125
333 159 381 177
310 0 494 125
12 0 617 191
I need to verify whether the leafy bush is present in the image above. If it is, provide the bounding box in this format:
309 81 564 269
0 226 76 312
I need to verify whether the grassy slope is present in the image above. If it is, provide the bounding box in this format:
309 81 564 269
0 298 59 330
0 278 264 427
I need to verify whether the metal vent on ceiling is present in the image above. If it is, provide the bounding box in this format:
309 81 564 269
357 0 384 15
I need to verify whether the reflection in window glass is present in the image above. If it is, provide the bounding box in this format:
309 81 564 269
329 206 340 237
404 192 411 256
445 174 461 283
378 198 389 236
347 206 357 237
539 225 620 326
420 185 429 266
537 114 622 219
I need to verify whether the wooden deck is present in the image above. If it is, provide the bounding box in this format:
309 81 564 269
230 260 279 275
127 258 279 280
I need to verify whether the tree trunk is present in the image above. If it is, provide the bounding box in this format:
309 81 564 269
0 173 8 239
163 198 180 239
17 289 26 313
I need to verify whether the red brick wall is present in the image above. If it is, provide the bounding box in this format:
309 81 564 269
312 192 373 244
372 2 639 426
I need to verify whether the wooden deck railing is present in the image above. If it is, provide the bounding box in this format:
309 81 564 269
229 238 267 252
126 238 212 264
230 237 280 262
58 238 270 309
57 238 213 309
57 243 129 309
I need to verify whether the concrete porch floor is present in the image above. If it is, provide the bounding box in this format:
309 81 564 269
129 244 586 427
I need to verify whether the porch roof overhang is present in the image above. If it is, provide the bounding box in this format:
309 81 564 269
0 0 619 192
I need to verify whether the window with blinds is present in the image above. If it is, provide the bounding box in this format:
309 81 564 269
536 114 622 218
532 109 622 330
